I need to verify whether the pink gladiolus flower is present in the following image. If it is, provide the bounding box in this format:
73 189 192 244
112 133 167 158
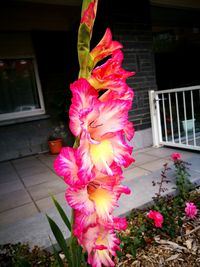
54 147 93 186
79 224 120 267
171 152 182 161
89 50 135 93
54 9 135 264
78 131 134 176
66 169 130 222
147 210 164 228
69 78 134 175
73 211 128 241
69 78 99 138
99 85 134 107
90 28 123 67
69 78 130 139
185 202 198 219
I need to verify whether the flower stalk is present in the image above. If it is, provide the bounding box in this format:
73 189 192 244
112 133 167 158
50 0 135 266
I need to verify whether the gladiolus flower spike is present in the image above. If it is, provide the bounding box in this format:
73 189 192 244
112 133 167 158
54 0 135 266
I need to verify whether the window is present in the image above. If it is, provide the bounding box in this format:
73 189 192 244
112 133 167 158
0 57 45 121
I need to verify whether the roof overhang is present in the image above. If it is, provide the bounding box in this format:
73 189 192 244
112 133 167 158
12 0 82 6
150 0 200 10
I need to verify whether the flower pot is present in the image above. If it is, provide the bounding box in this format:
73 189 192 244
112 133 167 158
181 119 196 133
48 138 63 154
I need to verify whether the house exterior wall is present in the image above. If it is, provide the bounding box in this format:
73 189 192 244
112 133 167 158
0 3 78 162
111 0 157 149
0 0 156 161
0 118 51 161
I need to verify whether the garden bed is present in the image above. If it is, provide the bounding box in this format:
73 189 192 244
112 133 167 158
116 187 200 267
1 188 199 267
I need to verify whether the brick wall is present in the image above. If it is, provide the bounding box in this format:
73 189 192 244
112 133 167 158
110 0 158 131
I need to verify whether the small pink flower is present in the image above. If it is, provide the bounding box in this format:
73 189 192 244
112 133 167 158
147 210 164 228
185 202 198 219
171 152 182 161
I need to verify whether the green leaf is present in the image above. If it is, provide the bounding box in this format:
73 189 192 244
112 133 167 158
70 235 85 267
46 215 72 266
51 195 71 232
49 236 64 267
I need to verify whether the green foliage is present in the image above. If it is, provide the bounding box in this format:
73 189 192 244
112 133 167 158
50 239 64 267
174 159 194 200
0 243 56 267
47 196 87 267
51 196 71 232
118 155 198 260
118 210 148 258
47 215 72 266
151 196 180 238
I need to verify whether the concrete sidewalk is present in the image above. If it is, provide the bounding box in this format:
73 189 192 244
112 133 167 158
0 146 200 250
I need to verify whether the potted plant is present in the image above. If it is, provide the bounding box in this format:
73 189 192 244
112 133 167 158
48 123 66 154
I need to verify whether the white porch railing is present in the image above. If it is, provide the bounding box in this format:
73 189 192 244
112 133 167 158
149 85 200 151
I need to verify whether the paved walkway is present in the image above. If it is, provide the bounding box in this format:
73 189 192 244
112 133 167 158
0 146 200 250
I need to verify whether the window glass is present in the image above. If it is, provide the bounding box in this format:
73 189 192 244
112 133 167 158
0 58 41 115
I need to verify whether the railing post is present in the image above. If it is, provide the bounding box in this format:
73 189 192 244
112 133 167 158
149 90 161 147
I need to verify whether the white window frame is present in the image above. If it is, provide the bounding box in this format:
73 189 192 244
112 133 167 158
0 56 45 122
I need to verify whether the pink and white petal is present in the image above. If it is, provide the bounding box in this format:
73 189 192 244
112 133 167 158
74 210 97 232
103 229 120 256
77 135 95 178
79 105 100 143
88 249 115 267
73 210 97 244
124 121 135 141
54 147 79 186
90 28 123 67
87 228 120 267
89 186 117 221
81 225 100 255
114 184 131 200
101 79 128 93
94 170 122 188
70 78 98 104
89 139 114 175
89 99 129 138
65 187 95 215
99 86 134 108
110 132 134 168
90 50 135 89
69 78 98 136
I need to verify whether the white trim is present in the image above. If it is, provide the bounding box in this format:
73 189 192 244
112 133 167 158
149 90 161 147
160 141 200 151
33 59 45 112
156 85 200 94
0 57 45 122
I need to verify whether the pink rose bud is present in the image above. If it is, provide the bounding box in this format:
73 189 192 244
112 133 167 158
171 152 182 161
185 202 198 219
147 210 164 228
